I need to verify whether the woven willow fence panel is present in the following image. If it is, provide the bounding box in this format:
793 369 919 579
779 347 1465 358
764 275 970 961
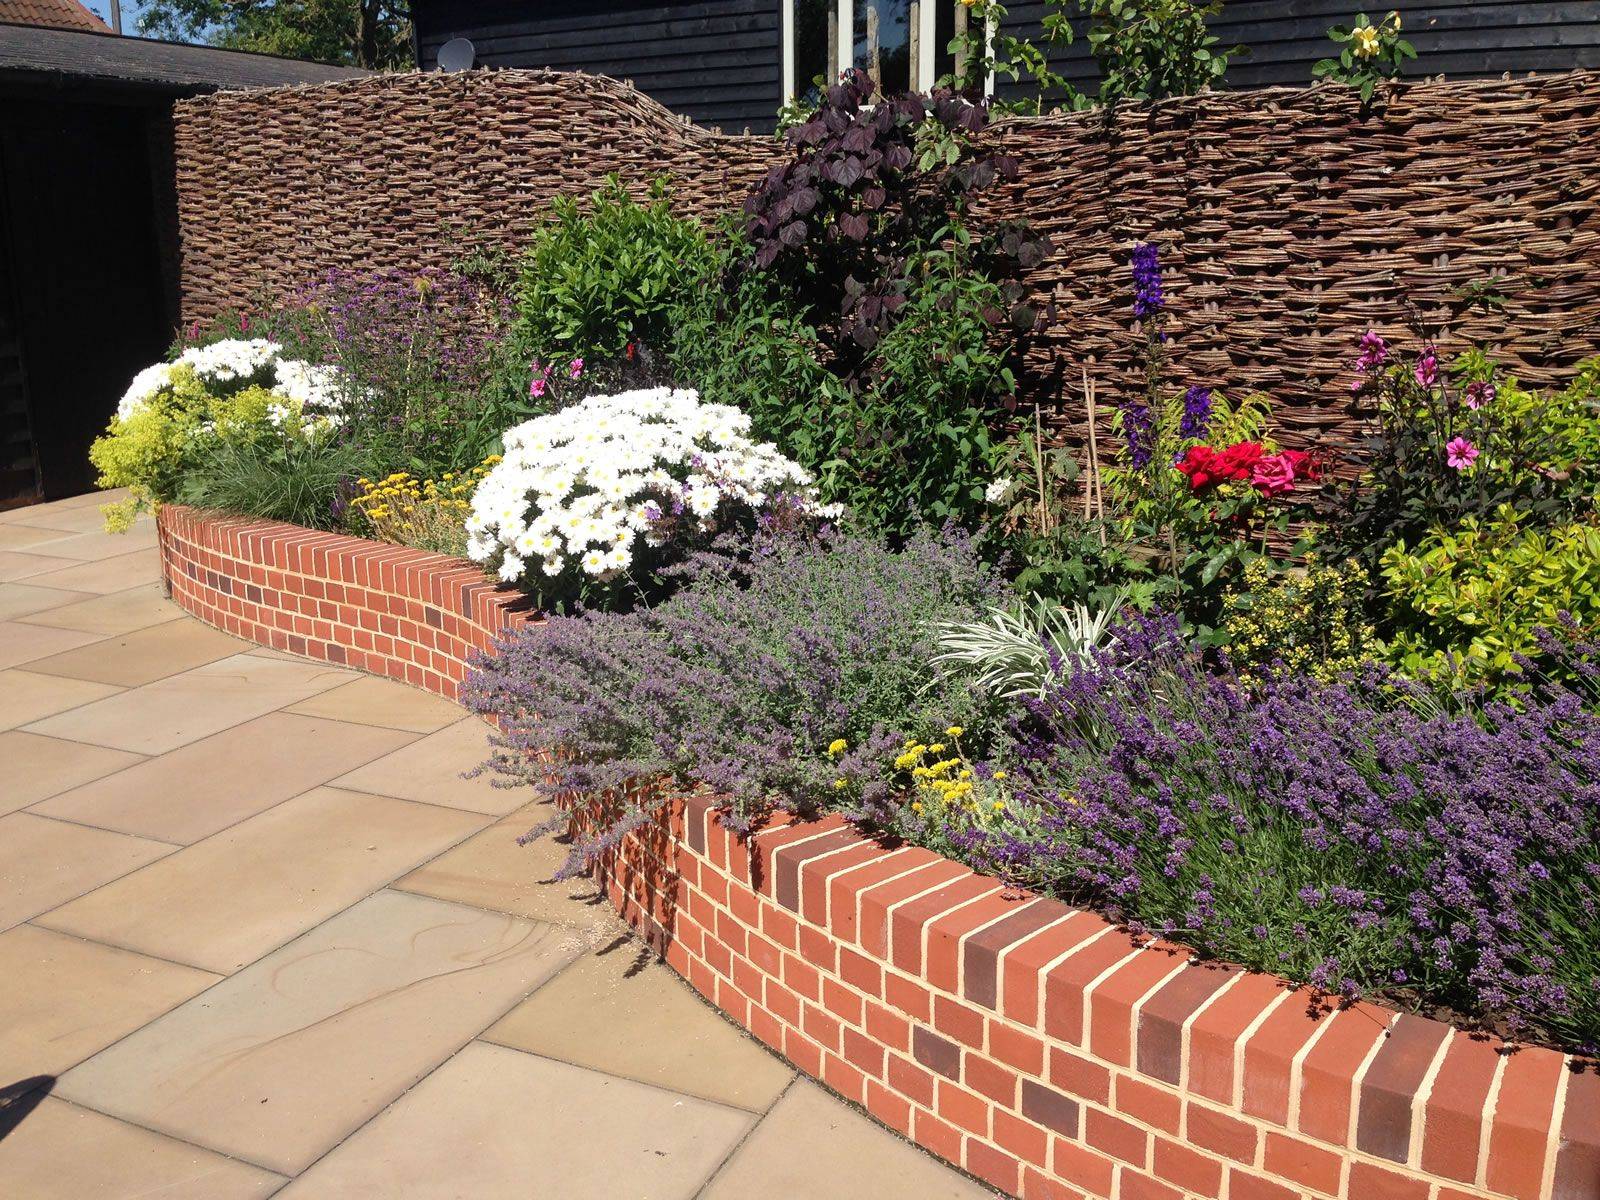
173 68 1600 460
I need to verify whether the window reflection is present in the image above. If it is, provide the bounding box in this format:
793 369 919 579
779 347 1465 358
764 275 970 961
853 0 911 94
794 0 837 103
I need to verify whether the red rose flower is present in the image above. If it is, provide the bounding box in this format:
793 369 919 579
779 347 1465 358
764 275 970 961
1214 441 1264 481
1176 445 1224 490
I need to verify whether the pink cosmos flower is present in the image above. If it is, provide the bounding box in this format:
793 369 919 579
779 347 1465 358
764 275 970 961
1464 381 1496 409
1446 437 1479 470
1354 330 1389 372
1415 346 1440 388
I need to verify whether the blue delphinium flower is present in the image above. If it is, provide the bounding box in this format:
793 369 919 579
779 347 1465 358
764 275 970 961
1131 242 1164 320
1122 401 1154 469
1179 385 1212 441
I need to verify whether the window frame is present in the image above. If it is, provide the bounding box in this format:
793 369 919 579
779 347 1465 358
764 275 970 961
782 0 988 101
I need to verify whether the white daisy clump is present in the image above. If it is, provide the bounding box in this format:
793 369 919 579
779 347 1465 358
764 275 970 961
467 387 840 594
115 338 347 433
177 337 282 386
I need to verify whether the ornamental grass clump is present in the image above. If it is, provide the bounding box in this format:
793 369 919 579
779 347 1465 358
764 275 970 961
461 526 1003 871
967 612 1600 1054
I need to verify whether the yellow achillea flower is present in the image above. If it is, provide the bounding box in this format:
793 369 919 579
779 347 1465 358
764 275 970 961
828 738 848 757
349 455 497 558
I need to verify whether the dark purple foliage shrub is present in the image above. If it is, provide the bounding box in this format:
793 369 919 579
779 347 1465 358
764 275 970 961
965 611 1600 1054
462 526 1003 872
743 68 1048 361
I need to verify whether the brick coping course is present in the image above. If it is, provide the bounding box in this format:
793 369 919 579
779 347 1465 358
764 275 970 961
156 505 1596 1200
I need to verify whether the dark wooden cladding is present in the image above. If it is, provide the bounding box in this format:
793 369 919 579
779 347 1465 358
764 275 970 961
413 0 782 133
171 68 1600 470
997 0 1600 103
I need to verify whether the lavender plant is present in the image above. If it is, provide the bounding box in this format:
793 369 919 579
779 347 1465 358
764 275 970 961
964 611 1600 1054
462 526 1004 871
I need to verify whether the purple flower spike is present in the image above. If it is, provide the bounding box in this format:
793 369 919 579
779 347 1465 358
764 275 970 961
1179 385 1213 441
1131 243 1164 321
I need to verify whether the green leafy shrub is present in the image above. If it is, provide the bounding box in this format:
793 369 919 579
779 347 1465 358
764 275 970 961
516 177 719 367
1380 508 1600 684
1079 0 1241 104
1223 557 1377 683
1313 10 1415 103
663 240 850 489
739 72 1050 536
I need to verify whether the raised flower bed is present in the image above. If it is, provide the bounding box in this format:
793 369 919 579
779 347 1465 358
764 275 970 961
157 503 1597 1200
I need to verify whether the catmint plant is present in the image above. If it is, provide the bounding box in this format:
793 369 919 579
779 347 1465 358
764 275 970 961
461 526 1004 872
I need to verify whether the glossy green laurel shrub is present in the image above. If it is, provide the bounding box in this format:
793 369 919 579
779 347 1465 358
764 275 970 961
515 177 719 366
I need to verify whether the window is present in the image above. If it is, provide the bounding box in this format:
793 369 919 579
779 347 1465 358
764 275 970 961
783 0 985 102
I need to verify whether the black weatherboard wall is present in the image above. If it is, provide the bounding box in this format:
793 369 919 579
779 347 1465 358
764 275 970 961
413 0 782 132
997 0 1600 103
414 1 1600 131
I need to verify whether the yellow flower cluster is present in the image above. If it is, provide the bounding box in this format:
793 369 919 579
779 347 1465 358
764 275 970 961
350 456 499 557
1223 556 1376 685
897 734 980 817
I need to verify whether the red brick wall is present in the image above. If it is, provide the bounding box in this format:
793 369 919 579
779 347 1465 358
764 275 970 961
157 505 1594 1200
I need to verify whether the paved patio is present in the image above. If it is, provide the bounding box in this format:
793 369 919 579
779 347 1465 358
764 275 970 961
0 494 992 1198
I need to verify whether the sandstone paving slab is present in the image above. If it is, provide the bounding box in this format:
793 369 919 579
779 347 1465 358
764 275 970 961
17 581 184 635
276 1040 754 1199
288 674 467 733
485 942 795 1111
25 618 247 687
0 582 94 621
32 712 417 844
0 730 143 813
0 1097 286 1199
0 549 78 582
23 548 163 595
0 619 105 670
0 668 122 730
37 786 488 972
18 582 183 640
332 716 528 814
22 651 355 754
698 1079 996 1200
11 520 159 560
0 924 219 1079
393 802 615 930
58 891 590 1176
0 502 127 534
0 523 80 551
0 812 172 932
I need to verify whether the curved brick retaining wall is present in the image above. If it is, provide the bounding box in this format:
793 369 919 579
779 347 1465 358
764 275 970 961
157 505 1595 1200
